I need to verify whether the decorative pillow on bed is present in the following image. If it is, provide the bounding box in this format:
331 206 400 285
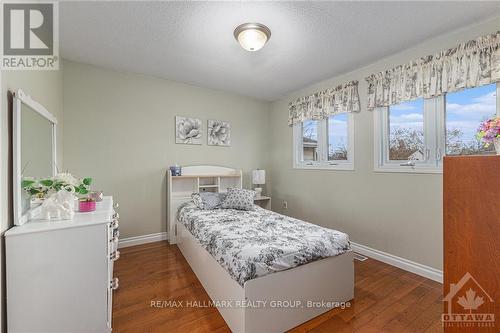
192 192 226 210
191 193 204 209
220 188 255 211
201 192 226 210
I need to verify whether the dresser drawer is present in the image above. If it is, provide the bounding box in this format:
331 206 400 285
107 219 119 283
108 218 119 239
106 205 120 329
109 233 119 254
107 211 119 253
107 211 120 288
107 277 119 329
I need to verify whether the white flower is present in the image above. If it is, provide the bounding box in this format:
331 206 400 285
55 173 80 186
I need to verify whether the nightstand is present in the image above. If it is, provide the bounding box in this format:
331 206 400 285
254 195 271 210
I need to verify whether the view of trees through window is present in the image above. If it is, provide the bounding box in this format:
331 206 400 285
388 83 497 161
445 83 496 155
328 114 348 160
388 99 425 161
302 116 349 162
302 120 318 161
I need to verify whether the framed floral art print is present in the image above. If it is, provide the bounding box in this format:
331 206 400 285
208 120 231 147
175 116 202 145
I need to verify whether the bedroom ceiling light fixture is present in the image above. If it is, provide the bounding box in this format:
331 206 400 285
234 23 271 52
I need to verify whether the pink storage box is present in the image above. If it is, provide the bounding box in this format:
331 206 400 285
79 200 96 212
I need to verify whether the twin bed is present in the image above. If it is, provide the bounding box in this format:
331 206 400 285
167 166 354 333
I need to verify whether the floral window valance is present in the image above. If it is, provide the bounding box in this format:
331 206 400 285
366 31 500 110
288 80 360 126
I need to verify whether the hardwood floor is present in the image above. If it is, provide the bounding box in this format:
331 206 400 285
113 241 442 332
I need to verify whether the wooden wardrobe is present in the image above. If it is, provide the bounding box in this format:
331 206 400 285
443 155 499 333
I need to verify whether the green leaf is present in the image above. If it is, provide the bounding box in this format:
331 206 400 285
82 177 92 186
39 179 54 187
79 188 89 195
21 180 36 188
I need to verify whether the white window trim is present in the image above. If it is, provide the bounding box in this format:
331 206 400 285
497 81 500 115
374 82 500 174
293 113 355 171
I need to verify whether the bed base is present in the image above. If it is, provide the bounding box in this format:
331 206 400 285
176 222 354 333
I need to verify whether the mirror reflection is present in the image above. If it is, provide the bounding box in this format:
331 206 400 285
20 103 54 214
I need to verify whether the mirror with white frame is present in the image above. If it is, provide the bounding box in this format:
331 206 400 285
13 89 57 226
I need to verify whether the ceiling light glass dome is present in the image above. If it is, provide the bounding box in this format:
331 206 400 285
234 23 271 52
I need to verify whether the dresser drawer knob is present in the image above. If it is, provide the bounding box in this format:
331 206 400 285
110 220 119 229
110 278 119 290
110 250 120 261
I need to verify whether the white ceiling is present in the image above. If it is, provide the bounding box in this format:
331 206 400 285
60 1 499 101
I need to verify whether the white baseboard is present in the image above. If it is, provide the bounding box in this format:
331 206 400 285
350 242 443 283
118 232 168 248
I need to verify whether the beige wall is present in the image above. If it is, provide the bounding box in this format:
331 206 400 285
0 68 63 332
62 60 270 239
268 18 500 271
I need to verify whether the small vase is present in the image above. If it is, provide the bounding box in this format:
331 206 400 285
90 191 103 202
494 138 500 155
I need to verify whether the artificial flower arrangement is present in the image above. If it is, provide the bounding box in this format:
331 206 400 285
476 116 500 153
22 172 93 200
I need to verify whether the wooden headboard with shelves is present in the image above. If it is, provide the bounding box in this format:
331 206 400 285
167 165 242 244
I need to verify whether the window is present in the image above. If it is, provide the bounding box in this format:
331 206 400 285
302 120 319 161
375 83 499 172
293 113 354 170
388 99 425 161
328 113 349 161
445 84 497 155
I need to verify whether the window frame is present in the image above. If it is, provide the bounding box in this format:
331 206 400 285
293 113 355 171
374 82 499 173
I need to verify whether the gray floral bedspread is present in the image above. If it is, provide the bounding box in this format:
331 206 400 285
177 202 351 287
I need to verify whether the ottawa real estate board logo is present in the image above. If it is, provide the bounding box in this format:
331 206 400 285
442 272 495 329
1 1 59 70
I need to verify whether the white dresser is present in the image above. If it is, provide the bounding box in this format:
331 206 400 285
5 196 120 333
